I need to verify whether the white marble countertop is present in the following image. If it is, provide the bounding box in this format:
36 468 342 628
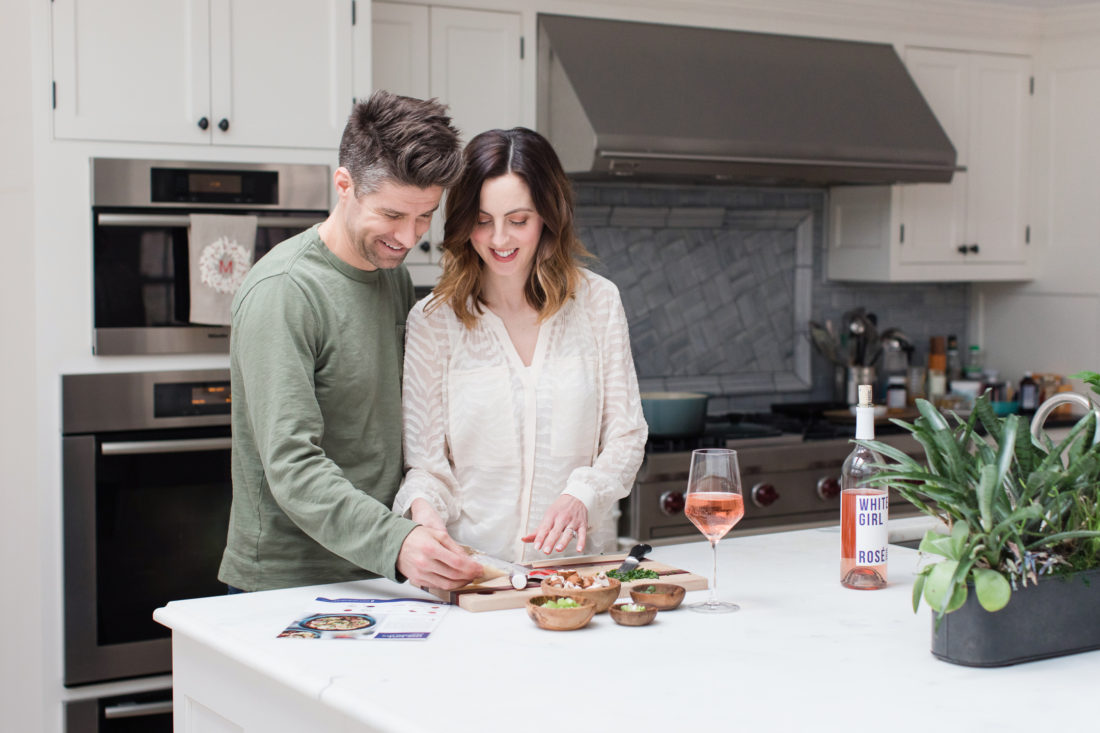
155 517 1092 732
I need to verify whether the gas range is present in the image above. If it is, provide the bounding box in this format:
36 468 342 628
620 404 923 545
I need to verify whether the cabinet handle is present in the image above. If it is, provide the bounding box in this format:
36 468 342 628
197 117 209 130
418 241 431 253
957 244 968 254
218 118 230 132
968 244 979 254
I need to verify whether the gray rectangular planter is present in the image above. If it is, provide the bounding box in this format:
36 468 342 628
932 567 1100 667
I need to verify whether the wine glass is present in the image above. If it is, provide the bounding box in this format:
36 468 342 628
684 448 745 613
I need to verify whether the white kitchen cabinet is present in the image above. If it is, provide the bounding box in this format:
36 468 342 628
828 48 1032 281
367 2 522 277
51 0 352 148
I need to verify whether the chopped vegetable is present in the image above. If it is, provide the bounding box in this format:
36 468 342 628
607 567 659 582
640 585 657 594
540 598 581 609
618 603 646 612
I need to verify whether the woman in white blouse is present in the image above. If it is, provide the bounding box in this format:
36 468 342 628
393 127 647 563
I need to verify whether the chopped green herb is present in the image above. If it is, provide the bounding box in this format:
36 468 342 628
607 567 659 582
640 585 657 594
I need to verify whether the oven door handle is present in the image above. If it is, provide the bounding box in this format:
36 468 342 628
103 700 174 719
97 213 324 229
101 437 232 455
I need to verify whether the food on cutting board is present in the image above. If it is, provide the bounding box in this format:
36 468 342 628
606 567 659 582
544 570 612 589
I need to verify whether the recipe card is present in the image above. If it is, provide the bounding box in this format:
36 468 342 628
277 597 450 640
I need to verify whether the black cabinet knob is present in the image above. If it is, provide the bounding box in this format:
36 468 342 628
969 244 979 254
197 117 209 130
217 118 230 132
957 244 968 254
418 241 431 253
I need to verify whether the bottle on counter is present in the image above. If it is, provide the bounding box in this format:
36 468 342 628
927 337 948 405
946 335 962 385
840 384 888 590
1020 371 1040 416
885 375 907 410
964 344 984 380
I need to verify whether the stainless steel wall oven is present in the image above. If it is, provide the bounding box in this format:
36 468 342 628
91 158 329 355
62 369 232 704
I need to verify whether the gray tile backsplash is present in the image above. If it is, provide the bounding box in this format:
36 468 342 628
575 182 970 413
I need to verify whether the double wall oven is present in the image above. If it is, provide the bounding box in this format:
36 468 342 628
91 158 329 356
62 370 232 731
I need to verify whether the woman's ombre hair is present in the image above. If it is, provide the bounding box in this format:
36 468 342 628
427 127 591 327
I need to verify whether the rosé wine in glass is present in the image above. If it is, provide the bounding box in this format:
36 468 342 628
685 449 744 613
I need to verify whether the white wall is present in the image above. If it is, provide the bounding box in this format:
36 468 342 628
0 0 44 730
976 8 1100 389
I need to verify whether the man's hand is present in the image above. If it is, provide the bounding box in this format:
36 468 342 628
396 525 481 591
409 497 446 531
521 495 588 555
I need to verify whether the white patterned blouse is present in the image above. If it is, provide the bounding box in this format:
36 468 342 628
394 270 648 563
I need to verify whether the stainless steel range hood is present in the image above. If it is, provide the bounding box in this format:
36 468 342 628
537 15 958 186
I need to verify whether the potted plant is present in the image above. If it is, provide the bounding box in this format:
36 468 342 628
861 381 1100 667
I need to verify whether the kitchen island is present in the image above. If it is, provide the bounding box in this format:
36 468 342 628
154 520 1092 732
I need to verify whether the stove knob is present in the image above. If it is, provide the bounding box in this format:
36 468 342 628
817 477 842 500
751 483 779 508
659 490 685 516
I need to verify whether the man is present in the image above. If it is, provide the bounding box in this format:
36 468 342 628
218 91 481 592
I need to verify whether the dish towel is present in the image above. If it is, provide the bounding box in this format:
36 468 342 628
188 213 258 325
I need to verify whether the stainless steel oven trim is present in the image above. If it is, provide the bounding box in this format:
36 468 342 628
94 327 230 357
101 437 233 455
96 213 325 229
103 700 174 719
91 158 330 210
63 369 231 434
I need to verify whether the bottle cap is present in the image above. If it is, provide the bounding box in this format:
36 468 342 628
930 336 946 354
858 384 872 406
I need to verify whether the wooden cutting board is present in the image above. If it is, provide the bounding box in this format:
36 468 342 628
429 552 708 612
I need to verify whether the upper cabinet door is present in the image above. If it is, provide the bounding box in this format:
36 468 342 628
370 2 430 100
429 7 523 141
966 54 1031 265
52 0 211 143
898 48 969 266
212 0 352 148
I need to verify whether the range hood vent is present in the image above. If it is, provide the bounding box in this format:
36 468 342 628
537 15 958 186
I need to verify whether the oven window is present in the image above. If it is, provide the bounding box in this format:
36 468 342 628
93 218 303 329
94 428 231 647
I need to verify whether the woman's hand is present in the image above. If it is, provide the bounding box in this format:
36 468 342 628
409 497 446 531
522 495 588 554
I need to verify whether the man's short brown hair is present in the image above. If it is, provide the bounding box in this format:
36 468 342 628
338 90 464 195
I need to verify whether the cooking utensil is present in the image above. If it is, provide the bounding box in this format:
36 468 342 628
809 321 844 365
463 546 532 590
616 543 652 575
640 392 709 437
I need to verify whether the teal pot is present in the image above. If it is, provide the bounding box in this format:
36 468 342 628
931 566 1100 667
639 392 709 438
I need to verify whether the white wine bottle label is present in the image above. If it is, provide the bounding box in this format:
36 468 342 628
854 490 889 565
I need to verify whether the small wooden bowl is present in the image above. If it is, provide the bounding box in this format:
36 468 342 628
526 595 597 631
540 576 622 613
629 583 686 611
609 602 658 626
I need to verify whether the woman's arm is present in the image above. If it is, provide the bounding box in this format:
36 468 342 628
394 303 463 525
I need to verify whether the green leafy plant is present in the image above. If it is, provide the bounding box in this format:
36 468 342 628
860 393 1100 620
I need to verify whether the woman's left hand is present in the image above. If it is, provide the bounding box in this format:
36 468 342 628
522 495 588 555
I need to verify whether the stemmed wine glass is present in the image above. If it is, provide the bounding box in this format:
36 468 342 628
684 448 745 613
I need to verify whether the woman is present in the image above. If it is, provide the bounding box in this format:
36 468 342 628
393 127 647 563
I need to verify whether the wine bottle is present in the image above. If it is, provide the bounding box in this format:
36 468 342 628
840 384 888 590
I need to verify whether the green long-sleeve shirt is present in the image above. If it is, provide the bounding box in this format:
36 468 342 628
218 225 418 591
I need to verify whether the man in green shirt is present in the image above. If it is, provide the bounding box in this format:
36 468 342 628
219 91 481 592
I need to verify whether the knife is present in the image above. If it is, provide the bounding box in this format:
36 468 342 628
616 543 652 575
462 546 532 590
